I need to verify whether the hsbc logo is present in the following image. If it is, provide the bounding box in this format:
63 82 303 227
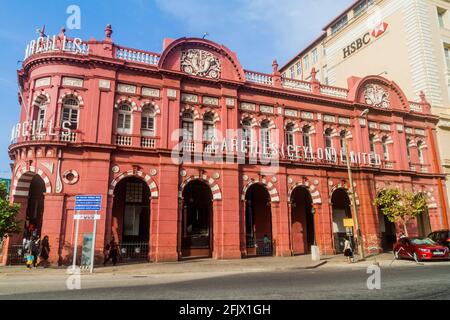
343 22 389 59
372 22 388 38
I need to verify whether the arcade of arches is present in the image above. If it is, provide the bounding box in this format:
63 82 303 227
3 172 443 265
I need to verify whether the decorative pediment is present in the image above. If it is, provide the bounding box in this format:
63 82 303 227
364 84 390 109
181 49 221 79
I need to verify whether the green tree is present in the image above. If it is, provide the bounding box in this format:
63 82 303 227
0 181 21 240
374 188 428 236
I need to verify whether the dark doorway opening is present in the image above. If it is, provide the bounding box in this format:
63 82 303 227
112 177 151 262
245 184 273 256
25 175 46 238
290 187 315 254
331 188 352 254
181 180 213 258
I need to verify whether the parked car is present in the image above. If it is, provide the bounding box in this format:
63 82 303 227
428 230 450 250
393 237 449 262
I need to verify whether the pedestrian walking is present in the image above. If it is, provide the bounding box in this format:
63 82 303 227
263 234 271 254
29 236 39 268
103 240 119 266
38 235 50 267
343 236 354 263
25 251 34 269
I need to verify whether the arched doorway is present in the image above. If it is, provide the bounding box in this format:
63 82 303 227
290 187 315 255
377 193 397 251
112 177 151 261
417 210 432 238
181 180 213 258
245 184 273 256
24 175 46 238
331 188 352 253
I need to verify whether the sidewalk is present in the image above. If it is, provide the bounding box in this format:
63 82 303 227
1 252 444 276
0 255 324 276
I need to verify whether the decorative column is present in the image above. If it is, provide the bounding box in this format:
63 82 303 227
39 193 66 265
214 166 241 259
148 195 159 261
276 168 291 257
150 158 179 262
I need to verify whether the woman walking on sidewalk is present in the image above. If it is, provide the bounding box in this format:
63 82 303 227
103 240 119 266
344 236 354 264
38 235 50 267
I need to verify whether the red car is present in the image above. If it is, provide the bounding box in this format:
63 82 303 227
393 237 450 262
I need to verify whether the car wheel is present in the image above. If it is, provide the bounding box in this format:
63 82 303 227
413 252 420 262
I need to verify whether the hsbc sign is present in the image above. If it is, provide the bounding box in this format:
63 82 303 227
342 22 388 59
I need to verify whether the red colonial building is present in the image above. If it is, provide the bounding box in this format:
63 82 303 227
1 25 449 265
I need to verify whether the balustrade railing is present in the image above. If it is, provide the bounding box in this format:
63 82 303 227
383 161 394 169
409 102 423 113
141 137 156 149
182 141 196 152
245 71 273 85
116 135 132 146
320 85 349 98
281 77 312 92
59 132 77 142
116 47 160 65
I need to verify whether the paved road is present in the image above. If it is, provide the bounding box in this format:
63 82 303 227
1 262 449 300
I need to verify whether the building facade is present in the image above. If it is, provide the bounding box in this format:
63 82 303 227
0 25 448 265
281 0 450 219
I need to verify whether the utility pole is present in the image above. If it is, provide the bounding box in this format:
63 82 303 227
345 137 365 260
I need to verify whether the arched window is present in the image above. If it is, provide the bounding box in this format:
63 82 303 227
339 130 347 151
302 125 312 149
242 118 252 147
260 120 271 154
369 134 376 154
285 123 295 147
381 136 389 160
325 128 333 149
203 112 215 142
141 105 155 137
406 138 412 164
34 98 47 129
61 98 79 130
417 141 425 165
181 111 194 141
117 103 132 134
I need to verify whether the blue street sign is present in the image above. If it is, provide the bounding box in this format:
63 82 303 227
75 195 102 211
75 205 101 211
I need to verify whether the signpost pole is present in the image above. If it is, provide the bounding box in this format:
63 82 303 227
345 140 365 260
72 212 80 271
90 212 98 273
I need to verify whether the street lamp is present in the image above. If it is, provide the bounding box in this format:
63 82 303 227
343 109 369 261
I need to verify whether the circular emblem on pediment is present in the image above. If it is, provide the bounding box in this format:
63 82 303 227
364 84 390 109
181 49 221 79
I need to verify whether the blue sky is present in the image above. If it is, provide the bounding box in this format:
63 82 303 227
0 0 353 178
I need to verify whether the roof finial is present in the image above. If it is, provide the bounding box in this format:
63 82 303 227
105 24 113 40
311 68 317 82
419 90 427 103
272 60 279 74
